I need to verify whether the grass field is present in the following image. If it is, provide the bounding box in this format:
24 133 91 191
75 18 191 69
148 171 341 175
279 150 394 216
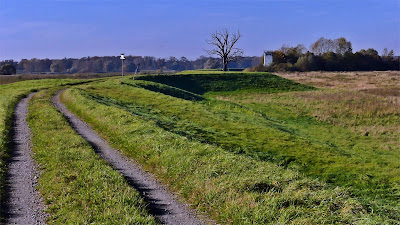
56 71 398 223
1 71 399 224
62 81 368 224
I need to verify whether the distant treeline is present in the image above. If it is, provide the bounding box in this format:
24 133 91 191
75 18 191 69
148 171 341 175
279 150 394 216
1 37 398 75
247 37 399 72
0 56 259 74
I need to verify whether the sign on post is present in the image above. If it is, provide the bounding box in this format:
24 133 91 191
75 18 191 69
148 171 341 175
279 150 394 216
120 53 125 82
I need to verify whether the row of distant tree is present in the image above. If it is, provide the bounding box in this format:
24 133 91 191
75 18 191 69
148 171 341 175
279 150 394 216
0 37 398 75
248 37 399 72
0 56 259 75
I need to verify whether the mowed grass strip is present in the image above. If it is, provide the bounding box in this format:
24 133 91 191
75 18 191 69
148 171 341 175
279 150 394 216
61 84 376 224
0 79 88 221
27 88 157 224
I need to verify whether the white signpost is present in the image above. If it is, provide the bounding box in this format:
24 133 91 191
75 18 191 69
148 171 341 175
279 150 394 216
120 53 125 82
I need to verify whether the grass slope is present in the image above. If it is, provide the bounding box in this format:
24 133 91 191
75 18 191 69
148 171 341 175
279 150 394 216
60 79 377 224
74 74 399 223
27 88 157 224
96 79 400 199
136 72 315 95
133 73 400 217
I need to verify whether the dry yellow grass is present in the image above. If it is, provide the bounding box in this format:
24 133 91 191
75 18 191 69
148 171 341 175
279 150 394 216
276 71 400 90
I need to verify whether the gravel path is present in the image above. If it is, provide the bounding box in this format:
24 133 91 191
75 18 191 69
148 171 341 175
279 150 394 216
4 92 47 224
52 90 210 225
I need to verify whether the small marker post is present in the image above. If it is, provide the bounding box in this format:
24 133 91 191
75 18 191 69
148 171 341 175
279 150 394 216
120 53 125 83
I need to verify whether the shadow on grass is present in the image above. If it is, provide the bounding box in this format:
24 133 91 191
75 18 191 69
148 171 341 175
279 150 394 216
122 81 204 102
136 73 315 95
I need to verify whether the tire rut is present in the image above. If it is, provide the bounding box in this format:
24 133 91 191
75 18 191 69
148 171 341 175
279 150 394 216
4 92 47 225
52 90 210 225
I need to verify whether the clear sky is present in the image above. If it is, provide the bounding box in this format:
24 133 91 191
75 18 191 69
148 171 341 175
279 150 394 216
0 0 399 60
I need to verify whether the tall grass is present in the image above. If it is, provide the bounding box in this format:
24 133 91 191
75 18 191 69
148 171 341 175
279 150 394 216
60 80 381 224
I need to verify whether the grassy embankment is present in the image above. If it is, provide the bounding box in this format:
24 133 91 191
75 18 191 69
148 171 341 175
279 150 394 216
177 69 244 74
60 73 380 224
0 79 90 221
27 88 157 224
165 72 400 222
132 72 400 211
137 72 314 96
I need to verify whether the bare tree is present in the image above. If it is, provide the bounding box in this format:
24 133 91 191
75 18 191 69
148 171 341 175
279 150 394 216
311 37 334 55
205 29 243 71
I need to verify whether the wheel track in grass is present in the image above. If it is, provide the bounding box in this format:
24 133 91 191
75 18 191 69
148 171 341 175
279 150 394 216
4 92 48 224
52 89 210 225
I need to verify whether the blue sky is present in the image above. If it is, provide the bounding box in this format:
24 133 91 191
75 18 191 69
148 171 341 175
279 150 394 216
0 0 399 60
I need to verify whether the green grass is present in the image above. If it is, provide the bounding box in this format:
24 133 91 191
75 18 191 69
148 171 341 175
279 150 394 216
136 72 315 95
92 79 400 197
60 79 382 224
27 88 157 224
218 91 400 212
178 68 245 74
0 79 89 221
0 73 122 85
132 73 400 209
128 80 204 101
2 72 398 223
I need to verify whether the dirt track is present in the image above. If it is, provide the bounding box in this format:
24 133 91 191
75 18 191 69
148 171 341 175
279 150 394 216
4 93 47 224
52 89 209 225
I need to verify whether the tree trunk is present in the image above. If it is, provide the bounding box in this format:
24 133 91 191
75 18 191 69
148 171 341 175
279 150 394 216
222 57 228 71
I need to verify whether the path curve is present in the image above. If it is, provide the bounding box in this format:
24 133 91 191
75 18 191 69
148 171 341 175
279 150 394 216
5 92 47 224
52 90 209 225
